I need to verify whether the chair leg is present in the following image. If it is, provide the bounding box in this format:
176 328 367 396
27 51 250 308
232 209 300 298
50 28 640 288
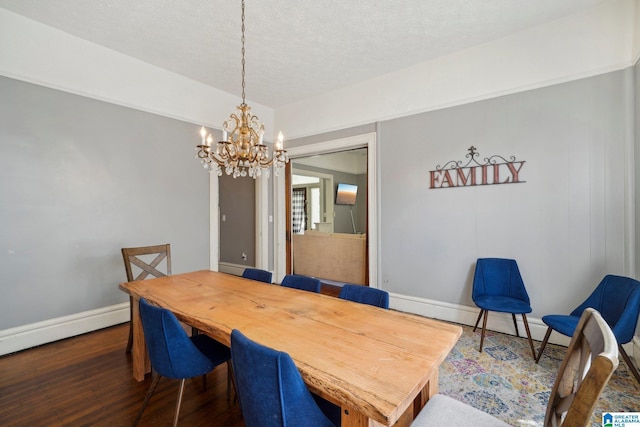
511 313 520 337
619 344 640 385
535 327 552 364
173 378 186 427
479 310 488 352
227 360 239 404
226 361 232 401
521 314 536 360
126 296 133 353
473 309 484 332
133 372 162 426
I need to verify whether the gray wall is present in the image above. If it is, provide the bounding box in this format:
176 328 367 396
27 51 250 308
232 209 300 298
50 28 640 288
378 70 631 317
0 76 210 330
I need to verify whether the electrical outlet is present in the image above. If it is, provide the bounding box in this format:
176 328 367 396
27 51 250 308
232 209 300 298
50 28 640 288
241 252 247 261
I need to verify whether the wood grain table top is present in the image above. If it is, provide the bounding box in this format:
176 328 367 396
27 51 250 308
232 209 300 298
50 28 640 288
120 270 461 426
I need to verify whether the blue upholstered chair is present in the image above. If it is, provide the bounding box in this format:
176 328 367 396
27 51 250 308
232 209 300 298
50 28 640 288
471 258 536 359
134 298 232 427
242 268 273 284
535 274 640 384
281 274 322 293
338 284 389 309
230 329 337 427
412 308 618 427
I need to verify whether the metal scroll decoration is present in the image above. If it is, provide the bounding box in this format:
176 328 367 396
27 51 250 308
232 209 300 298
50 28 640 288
430 146 526 189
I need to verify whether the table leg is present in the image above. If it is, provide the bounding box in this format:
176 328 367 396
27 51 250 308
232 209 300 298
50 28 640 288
413 370 438 419
131 296 150 381
341 406 368 427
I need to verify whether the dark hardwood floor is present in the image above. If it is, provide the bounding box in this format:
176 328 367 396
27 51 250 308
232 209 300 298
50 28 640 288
0 322 245 427
0 283 344 427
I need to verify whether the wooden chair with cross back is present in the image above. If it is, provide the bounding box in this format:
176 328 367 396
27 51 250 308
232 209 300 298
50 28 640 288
121 244 172 353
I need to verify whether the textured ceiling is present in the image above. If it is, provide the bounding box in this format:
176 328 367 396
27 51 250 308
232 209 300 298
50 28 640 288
0 0 610 108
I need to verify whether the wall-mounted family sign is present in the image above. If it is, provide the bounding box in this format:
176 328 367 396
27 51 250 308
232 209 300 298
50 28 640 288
430 146 526 189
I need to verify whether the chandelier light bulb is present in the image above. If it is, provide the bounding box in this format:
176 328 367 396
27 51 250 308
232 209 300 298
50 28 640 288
276 131 284 151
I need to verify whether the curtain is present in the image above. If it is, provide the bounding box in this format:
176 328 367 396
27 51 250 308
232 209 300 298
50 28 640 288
292 189 306 234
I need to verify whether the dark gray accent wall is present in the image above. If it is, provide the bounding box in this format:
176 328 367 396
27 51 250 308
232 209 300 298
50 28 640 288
219 175 255 265
0 76 209 330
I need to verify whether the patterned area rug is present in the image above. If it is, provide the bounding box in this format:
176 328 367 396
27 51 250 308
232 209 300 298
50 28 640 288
437 324 640 427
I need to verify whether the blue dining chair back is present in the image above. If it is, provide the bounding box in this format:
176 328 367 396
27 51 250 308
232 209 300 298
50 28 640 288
339 284 389 309
472 258 530 304
135 298 232 426
281 274 322 293
471 258 536 359
536 274 640 384
230 329 336 427
242 268 273 284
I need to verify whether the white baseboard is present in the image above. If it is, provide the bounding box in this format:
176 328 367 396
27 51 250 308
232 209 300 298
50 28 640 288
2 291 637 368
0 302 129 356
389 292 571 346
218 261 249 277
390 293 640 366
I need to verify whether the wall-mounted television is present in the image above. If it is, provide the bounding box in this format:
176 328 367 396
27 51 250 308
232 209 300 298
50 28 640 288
335 183 358 205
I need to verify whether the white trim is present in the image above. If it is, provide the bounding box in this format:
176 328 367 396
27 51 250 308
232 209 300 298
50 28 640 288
255 176 269 270
632 337 640 370
623 66 636 277
3 293 633 364
273 172 287 283
0 9 274 134
274 132 378 286
0 302 129 356
390 292 571 347
209 173 219 271
218 261 249 277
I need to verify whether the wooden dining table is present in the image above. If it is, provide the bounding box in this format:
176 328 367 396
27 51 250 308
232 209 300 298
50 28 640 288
119 270 461 427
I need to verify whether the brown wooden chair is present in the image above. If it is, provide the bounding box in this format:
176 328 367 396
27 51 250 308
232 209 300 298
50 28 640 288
122 244 172 353
411 308 619 427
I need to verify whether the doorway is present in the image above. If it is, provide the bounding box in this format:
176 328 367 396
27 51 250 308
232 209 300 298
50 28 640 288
290 149 367 285
273 132 378 287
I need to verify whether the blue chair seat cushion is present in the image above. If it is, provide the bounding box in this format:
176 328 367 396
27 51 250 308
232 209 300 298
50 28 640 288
541 315 580 337
190 334 232 368
473 296 532 314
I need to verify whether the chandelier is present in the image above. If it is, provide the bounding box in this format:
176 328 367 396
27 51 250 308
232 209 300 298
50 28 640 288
196 0 288 178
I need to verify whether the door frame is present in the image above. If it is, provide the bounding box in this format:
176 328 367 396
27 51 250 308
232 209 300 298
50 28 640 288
273 132 378 285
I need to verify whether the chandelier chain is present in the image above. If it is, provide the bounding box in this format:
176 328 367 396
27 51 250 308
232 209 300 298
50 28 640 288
195 0 288 178
241 0 246 105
